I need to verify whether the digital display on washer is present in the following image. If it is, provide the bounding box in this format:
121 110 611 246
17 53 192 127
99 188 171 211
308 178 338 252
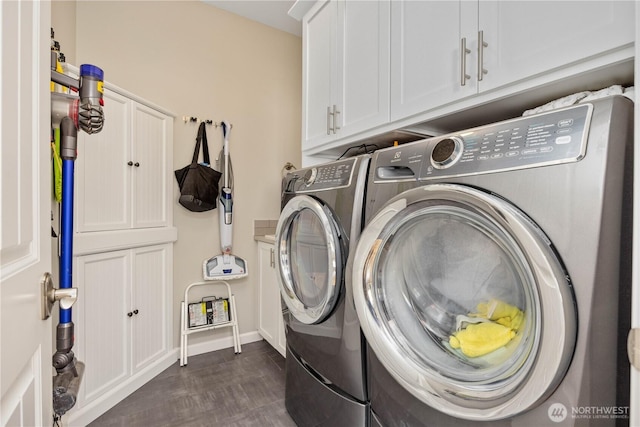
419 103 593 180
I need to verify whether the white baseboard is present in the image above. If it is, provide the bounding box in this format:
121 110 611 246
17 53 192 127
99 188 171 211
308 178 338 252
65 330 263 426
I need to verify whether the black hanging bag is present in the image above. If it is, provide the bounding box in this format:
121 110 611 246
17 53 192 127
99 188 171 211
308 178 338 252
174 122 222 212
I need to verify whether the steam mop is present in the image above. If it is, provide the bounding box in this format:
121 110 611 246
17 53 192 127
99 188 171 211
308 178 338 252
203 121 248 280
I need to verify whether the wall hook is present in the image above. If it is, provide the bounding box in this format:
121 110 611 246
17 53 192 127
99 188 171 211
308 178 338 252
182 116 199 123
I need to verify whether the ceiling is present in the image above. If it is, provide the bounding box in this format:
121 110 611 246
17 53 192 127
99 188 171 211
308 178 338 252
202 0 301 37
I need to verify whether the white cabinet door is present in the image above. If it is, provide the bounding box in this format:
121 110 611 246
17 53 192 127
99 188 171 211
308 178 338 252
390 0 475 121
303 0 390 149
303 0 338 148
258 243 278 345
478 1 635 92
75 89 172 232
76 89 131 232
258 242 286 356
75 251 130 405
131 103 171 229
131 245 169 372
75 244 170 407
338 0 390 136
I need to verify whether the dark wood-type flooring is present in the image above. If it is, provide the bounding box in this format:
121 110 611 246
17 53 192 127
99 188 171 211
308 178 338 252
89 340 297 426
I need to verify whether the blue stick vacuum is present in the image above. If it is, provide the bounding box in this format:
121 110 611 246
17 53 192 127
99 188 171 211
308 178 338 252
50 63 105 416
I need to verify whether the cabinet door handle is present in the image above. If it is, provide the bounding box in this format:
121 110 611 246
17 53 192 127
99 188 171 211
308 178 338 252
127 311 133 317
133 309 139 315
270 248 275 268
332 105 340 134
128 161 133 166
478 30 488 81
134 162 140 167
327 106 333 136
460 38 471 86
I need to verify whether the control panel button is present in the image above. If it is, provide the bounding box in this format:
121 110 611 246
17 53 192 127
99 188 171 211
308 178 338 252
555 136 572 145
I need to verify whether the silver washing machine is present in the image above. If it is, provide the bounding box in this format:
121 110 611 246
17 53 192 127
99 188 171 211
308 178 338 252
350 96 633 426
276 155 370 426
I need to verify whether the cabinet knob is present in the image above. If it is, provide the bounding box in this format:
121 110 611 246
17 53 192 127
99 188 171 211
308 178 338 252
133 309 139 315
127 161 133 166
127 312 133 317
134 162 140 167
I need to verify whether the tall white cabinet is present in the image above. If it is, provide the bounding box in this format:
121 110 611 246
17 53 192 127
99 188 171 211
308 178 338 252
67 82 177 426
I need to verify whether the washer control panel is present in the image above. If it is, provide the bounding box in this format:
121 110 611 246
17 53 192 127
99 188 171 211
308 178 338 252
295 157 356 192
420 103 592 180
372 103 592 182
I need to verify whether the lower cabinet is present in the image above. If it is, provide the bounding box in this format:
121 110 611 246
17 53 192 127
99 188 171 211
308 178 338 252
71 244 173 421
257 241 286 357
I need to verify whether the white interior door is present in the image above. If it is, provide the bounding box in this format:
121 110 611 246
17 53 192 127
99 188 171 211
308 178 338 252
1 1 53 425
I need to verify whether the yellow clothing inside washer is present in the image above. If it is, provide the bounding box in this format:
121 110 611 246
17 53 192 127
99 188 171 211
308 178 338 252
449 299 524 358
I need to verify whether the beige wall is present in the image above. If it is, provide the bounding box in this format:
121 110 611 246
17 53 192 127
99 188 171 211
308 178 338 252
53 1 301 348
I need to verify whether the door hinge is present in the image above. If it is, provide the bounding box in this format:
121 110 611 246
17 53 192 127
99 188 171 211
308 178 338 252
629 328 640 371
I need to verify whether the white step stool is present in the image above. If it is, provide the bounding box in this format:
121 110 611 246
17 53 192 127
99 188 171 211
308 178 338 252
180 280 241 366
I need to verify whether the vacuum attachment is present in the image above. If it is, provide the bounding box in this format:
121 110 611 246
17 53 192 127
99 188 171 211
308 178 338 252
53 361 85 416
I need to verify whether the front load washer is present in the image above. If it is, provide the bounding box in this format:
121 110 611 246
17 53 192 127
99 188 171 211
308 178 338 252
276 155 370 426
350 96 633 426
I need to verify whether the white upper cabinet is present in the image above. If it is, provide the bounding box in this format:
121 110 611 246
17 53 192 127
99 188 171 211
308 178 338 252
391 1 476 121
303 0 390 150
478 1 635 93
390 0 635 121
304 0 336 148
339 0 390 137
76 87 173 232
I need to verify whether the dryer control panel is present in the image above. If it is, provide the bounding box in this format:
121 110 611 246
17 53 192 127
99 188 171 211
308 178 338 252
293 157 356 192
373 103 592 182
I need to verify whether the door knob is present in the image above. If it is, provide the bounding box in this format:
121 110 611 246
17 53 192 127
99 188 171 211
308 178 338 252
41 272 78 320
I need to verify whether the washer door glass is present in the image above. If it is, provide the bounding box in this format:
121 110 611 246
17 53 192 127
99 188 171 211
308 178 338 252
378 202 536 382
276 195 342 324
353 184 576 420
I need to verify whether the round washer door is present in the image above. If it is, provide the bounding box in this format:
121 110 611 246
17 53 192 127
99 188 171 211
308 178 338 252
275 195 343 325
352 184 577 421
